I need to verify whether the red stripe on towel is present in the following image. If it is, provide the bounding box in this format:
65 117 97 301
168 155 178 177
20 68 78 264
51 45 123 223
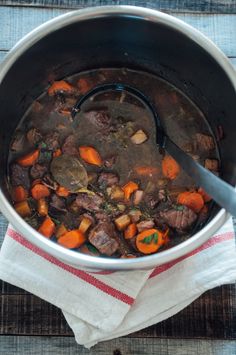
7 228 134 306
150 232 234 278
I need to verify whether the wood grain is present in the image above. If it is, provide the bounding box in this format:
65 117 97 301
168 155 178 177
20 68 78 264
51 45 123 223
0 7 236 57
1 0 236 14
0 336 236 355
0 283 235 338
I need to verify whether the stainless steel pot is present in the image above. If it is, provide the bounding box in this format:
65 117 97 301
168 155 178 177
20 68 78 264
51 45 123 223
0 6 235 270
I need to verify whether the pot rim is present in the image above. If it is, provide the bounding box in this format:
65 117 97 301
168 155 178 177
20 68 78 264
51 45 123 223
0 6 235 270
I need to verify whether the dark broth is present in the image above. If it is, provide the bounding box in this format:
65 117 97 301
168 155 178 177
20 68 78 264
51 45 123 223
7 68 219 257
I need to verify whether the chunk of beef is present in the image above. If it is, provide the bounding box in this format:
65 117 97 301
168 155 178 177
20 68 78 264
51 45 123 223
104 155 116 168
49 194 66 213
98 172 119 188
75 193 103 212
85 110 111 131
26 128 42 146
145 193 160 209
62 212 79 230
158 189 166 201
159 206 197 231
195 133 215 151
136 220 155 232
62 135 79 156
11 163 30 189
89 222 119 256
44 132 60 151
30 164 47 179
95 211 111 222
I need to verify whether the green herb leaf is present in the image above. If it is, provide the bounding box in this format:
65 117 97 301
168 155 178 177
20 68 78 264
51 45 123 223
140 232 159 245
86 243 99 255
153 232 158 244
40 142 47 149
175 205 184 211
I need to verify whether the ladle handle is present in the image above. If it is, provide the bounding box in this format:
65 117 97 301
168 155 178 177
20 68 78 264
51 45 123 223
164 136 236 218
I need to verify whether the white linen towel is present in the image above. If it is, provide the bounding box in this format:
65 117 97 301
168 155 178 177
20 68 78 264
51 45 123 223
0 219 235 348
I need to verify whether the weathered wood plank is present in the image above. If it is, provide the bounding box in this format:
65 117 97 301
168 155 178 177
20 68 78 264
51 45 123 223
1 0 236 14
0 7 236 56
1 336 236 355
0 283 235 338
0 294 72 335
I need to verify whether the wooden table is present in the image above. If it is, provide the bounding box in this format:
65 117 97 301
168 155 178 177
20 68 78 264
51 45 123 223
0 1 236 354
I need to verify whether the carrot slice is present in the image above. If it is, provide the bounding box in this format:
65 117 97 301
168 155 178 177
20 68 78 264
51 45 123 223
56 186 70 197
17 149 39 167
48 80 74 96
162 155 180 180
53 148 62 158
37 198 48 216
136 228 165 254
122 181 139 200
177 191 204 213
124 223 137 239
31 184 50 200
79 146 102 166
198 187 212 202
12 186 28 202
134 166 159 176
15 200 31 217
38 216 55 238
58 230 86 249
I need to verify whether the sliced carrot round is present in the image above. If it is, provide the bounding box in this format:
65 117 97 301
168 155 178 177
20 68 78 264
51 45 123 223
177 191 204 213
38 217 55 238
12 186 28 202
31 184 50 200
56 186 70 197
48 80 74 96
122 181 139 200
58 230 86 249
17 149 39 167
79 146 102 166
136 228 164 254
124 223 137 239
161 155 180 180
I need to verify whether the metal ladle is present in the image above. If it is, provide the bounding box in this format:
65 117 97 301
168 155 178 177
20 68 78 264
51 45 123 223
71 83 236 218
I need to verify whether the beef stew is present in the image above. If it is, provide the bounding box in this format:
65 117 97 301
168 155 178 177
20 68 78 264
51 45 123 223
7 68 219 258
